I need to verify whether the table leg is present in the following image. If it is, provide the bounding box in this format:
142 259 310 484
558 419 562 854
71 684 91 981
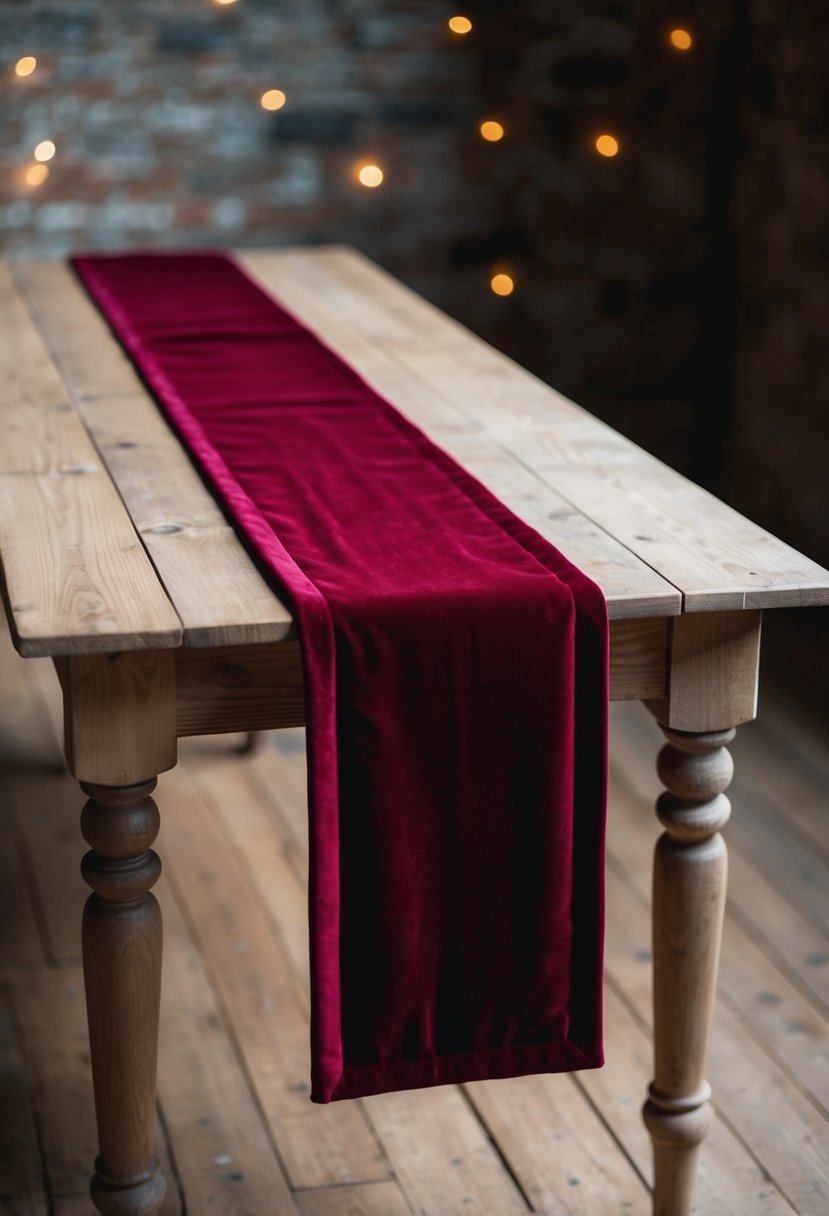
56 649 176 1216
80 777 165 1216
643 724 734 1215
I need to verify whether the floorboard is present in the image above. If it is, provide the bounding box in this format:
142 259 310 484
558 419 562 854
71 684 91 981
1 628 826 1214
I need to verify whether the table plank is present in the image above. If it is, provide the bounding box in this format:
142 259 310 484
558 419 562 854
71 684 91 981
254 246 829 613
14 260 294 649
0 261 182 657
239 250 682 620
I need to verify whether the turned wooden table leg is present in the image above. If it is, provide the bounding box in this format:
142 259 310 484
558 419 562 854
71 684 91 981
55 650 176 1216
643 725 734 1215
79 777 165 1216
641 608 761 1214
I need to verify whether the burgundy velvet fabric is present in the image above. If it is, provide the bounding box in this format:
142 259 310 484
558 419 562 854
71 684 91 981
71 251 609 1103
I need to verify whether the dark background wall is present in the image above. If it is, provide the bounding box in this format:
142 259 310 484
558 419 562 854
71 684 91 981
2 0 828 698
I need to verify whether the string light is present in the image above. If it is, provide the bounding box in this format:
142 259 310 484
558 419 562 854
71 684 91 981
355 162 384 188
480 120 504 142
669 28 693 51
25 163 49 187
14 55 37 77
260 89 286 111
594 133 620 158
490 272 514 297
34 139 56 162
448 15 473 35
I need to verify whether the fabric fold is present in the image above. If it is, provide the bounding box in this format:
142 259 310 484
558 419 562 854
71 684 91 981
71 250 609 1103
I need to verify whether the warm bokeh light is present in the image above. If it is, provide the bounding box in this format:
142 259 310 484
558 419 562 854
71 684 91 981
260 89 286 111
448 15 473 35
214 0 239 5
490 272 514 297
356 163 384 188
25 163 49 187
595 133 620 158
15 55 37 77
34 139 56 162
669 28 693 51
480 120 505 142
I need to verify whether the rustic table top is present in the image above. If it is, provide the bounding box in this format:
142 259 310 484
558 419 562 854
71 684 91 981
2 247 829 658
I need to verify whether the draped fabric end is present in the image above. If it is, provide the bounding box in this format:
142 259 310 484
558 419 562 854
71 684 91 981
327 1039 603 1103
70 250 609 1105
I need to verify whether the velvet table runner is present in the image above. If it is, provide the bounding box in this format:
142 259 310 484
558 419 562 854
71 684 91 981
71 251 608 1103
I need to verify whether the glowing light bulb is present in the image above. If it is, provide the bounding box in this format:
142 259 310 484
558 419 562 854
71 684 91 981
595 133 620 158
34 139 56 162
669 28 693 51
448 15 472 35
15 56 37 77
260 88 286 111
490 272 514 297
25 163 49 187
356 163 383 188
214 0 239 6
480 120 504 142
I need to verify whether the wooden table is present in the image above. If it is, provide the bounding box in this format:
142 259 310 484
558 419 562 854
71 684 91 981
2 248 828 1216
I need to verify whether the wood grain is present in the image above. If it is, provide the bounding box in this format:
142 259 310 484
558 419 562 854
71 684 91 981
174 620 667 740
362 1087 528 1216
156 878 298 1215
582 962 796 1215
10 967 110 1200
610 701 829 1015
1 769 79 963
242 246 829 614
648 611 762 732
0 262 182 658
58 649 177 785
295 1182 411 1216
15 260 293 650
156 762 392 1191
79 778 166 1216
9 965 178 1216
184 750 539 1216
468 1071 650 1213
609 617 669 701
238 249 683 621
3 628 819 1216
0 993 48 1216
644 727 734 1215
123 721 827 1214
605 854 829 1214
175 639 304 736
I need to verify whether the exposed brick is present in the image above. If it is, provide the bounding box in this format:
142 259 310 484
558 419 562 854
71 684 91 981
0 0 826 590
269 111 362 145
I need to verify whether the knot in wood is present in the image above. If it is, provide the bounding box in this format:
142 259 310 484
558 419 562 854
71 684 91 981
81 849 161 902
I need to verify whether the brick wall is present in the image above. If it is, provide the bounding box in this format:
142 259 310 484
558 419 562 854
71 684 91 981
1 0 480 266
2 0 828 582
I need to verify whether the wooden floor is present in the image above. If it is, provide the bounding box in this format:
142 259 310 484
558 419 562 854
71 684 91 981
1 628 828 1216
